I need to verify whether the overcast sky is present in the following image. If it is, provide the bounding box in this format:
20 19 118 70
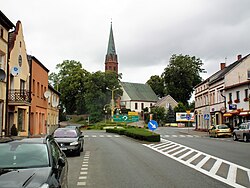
1 0 250 84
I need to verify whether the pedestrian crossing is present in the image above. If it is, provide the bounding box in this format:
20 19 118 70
143 138 250 188
83 134 121 138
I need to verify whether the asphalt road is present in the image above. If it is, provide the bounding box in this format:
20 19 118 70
66 128 250 188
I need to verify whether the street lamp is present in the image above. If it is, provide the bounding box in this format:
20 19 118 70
106 87 119 122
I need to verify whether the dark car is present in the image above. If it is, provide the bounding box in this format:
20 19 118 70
0 135 68 188
53 127 84 156
233 122 250 142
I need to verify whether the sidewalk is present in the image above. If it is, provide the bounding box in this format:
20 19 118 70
177 127 209 137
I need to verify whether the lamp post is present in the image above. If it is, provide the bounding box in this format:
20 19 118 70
106 87 119 122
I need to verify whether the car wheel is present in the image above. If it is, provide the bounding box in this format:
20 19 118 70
243 135 248 142
233 134 238 141
76 149 81 156
80 143 83 152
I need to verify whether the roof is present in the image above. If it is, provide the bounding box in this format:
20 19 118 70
0 11 15 30
209 54 250 85
154 95 178 107
107 22 116 55
121 82 158 102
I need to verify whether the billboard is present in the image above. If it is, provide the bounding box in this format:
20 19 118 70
176 112 194 122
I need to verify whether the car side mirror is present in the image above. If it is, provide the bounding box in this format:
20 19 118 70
58 157 65 167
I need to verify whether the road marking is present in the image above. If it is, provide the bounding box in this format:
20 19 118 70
143 139 250 188
77 151 90 187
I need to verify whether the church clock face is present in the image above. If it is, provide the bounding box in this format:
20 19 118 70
18 55 22 67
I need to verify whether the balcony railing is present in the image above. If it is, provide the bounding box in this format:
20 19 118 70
8 89 31 105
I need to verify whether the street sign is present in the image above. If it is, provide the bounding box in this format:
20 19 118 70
186 114 191 120
204 114 210 120
113 115 139 122
148 120 158 131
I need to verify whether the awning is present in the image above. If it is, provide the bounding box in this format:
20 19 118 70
223 113 232 117
239 111 250 116
230 110 240 115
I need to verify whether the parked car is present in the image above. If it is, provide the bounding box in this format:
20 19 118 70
233 122 250 142
0 135 68 188
53 127 84 156
209 124 232 138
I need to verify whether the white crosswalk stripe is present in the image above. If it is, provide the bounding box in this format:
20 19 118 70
83 134 121 138
143 139 250 188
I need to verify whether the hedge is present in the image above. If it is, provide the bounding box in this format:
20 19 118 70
106 127 160 142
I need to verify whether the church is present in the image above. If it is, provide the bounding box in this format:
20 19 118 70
104 23 158 113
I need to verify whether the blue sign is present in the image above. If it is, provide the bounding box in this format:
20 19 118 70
204 114 210 120
148 120 158 131
186 114 191 120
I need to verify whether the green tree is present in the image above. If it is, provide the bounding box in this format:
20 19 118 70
151 106 166 126
146 75 165 98
174 102 187 113
162 54 204 105
49 60 89 115
166 105 175 123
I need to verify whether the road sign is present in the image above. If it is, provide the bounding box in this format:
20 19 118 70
113 115 139 122
148 120 158 131
204 114 210 120
186 114 191 120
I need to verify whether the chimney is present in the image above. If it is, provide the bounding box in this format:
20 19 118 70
220 63 226 70
237 54 242 61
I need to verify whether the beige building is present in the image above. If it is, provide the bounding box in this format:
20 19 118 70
7 21 31 136
47 84 60 134
0 11 15 136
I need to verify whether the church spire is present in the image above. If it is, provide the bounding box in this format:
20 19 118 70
105 22 118 74
107 22 116 55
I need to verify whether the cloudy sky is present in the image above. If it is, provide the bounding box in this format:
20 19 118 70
1 0 250 84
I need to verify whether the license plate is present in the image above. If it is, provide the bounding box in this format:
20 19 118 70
61 147 67 151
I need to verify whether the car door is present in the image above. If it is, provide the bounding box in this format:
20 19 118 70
50 140 68 188
237 124 245 139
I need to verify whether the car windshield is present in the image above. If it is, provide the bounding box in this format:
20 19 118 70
54 129 77 138
0 143 49 169
218 125 229 129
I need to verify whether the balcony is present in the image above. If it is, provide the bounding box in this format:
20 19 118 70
8 89 31 106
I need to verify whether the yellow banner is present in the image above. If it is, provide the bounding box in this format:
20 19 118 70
128 111 138 116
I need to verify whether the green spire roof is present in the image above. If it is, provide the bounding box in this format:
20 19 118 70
107 22 116 55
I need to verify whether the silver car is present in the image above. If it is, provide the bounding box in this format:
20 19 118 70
233 122 250 142
53 127 84 156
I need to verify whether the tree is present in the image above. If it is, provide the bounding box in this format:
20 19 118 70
174 102 187 113
162 54 204 105
150 106 166 125
49 60 89 115
146 75 165 98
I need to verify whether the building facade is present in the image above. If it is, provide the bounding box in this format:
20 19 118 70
47 84 60 134
29 55 49 136
0 11 15 136
7 21 31 136
194 54 250 130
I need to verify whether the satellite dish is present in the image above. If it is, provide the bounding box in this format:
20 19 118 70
52 101 58 107
0 69 6 81
11 66 20 77
44 91 51 99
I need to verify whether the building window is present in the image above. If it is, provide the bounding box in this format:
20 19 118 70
236 91 240 100
32 79 35 95
135 103 138 110
229 93 232 102
0 28 3 38
41 84 43 99
245 89 248 98
0 52 4 68
37 82 40 97
141 103 144 110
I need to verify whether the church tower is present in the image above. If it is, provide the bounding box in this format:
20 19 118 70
105 22 118 74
